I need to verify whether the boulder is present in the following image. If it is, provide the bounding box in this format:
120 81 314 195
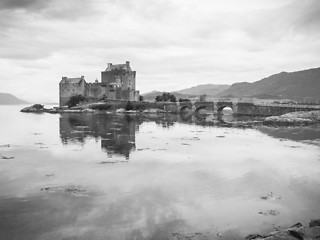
309 219 320 227
82 108 95 113
264 230 300 240
116 108 126 113
142 108 166 114
245 234 265 239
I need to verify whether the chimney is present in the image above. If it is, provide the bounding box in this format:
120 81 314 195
126 61 130 68
81 76 84 80
107 63 112 68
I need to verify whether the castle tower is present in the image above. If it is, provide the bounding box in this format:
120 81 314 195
59 76 86 107
101 61 139 101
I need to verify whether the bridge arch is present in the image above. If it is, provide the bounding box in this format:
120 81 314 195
217 105 233 112
195 105 211 113
180 105 192 112
216 102 234 115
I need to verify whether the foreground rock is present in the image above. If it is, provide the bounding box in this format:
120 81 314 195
264 110 320 126
246 220 320 240
166 219 320 240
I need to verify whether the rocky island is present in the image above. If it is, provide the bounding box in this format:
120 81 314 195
20 104 53 113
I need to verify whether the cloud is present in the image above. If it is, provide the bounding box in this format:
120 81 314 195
0 0 51 10
292 0 320 33
243 0 320 40
0 0 320 101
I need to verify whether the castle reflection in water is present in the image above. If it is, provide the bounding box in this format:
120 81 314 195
59 114 140 159
59 112 234 159
59 112 311 160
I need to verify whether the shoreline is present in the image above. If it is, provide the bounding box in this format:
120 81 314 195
20 104 320 127
169 219 320 240
245 219 320 240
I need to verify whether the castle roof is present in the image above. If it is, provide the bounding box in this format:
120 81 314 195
60 77 86 84
105 62 132 72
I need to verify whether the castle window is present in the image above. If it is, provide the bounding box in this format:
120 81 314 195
109 84 115 91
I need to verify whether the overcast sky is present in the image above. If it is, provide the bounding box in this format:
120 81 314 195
0 0 319 102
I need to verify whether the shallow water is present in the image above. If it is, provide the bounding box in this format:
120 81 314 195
0 105 320 240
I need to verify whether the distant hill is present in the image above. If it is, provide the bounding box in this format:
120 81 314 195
217 67 320 101
0 93 29 105
142 67 320 102
142 84 230 101
174 84 230 96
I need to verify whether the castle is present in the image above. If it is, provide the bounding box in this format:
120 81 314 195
59 61 140 107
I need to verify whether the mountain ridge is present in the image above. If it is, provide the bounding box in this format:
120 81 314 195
217 67 320 100
0 93 29 105
143 67 320 102
174 84 230 96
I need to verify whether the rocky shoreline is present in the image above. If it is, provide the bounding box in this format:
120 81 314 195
168 220 320 240
263 110 320 126
245 219 320 240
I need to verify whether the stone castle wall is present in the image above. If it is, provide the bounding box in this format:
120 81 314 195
59 78 86 107
85 83 108 99
60 80 140 106
59 62 140 107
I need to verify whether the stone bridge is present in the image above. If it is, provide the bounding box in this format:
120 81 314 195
156 101 320 116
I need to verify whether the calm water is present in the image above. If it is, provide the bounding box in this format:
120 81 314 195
0 105 320 240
